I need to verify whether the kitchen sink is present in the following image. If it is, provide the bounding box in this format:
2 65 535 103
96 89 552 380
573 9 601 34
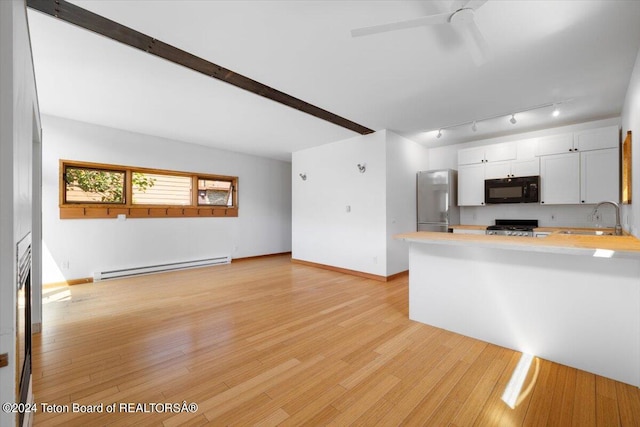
558 230 614 236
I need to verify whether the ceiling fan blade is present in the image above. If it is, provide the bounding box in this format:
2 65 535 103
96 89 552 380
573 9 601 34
450 0 488 11
455 19 491 65
351 12 450 38
464 0 488 11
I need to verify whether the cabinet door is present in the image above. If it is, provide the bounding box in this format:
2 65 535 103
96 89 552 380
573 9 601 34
540 153 580 204
458 146 486 165
574 126 619 152
484 161 511 179
537 133 574 156
484 142 517 162
516 138 538 159
458 164 485 206
511 158 540 177
580 148 619 204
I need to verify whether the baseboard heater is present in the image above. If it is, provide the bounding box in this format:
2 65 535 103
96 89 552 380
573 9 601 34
93 255 231 281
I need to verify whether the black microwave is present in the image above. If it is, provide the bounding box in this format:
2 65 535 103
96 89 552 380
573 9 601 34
485 176 539 204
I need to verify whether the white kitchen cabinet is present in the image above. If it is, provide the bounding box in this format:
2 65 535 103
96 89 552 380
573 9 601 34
537 126 618 156
458 163 485 206
511 158 540 177
484 158 539 180
458 146 487 165
458 142 516 165
484 142 517 163
540 147 619 205
516 138 538 159
537 133 574 156
484 161 512 180
580 148 619 204
540 152 580 204
574 126 619 152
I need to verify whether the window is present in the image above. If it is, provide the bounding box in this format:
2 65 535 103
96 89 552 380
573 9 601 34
64 166 125 204
198 179 233 206
132 173 192 206
60 160 238 219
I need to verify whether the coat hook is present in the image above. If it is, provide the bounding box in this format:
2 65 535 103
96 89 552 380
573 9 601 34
357 163 366 173
299 173 307 181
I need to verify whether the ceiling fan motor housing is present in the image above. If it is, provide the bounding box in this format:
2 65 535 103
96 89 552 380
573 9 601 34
449 8 475 25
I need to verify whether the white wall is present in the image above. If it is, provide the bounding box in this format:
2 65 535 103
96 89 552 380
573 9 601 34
385 131 429 274
42 115 292 283
428 117 622 228
0 1 40 425
292 130 428 277
621 45 640 237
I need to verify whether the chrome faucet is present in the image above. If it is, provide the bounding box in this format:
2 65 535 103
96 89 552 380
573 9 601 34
593 201 623 236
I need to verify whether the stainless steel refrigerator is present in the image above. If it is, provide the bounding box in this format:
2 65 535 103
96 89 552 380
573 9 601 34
417 169 460 232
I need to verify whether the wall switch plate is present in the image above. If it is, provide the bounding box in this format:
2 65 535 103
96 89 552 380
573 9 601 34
0 353 8 368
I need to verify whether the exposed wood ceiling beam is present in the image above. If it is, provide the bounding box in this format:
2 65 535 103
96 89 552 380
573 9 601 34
26 0 375 135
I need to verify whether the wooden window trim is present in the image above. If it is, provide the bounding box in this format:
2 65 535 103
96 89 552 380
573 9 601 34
60 160 239 219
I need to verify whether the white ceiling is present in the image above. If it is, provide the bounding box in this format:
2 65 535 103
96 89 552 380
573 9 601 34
27 1 640 162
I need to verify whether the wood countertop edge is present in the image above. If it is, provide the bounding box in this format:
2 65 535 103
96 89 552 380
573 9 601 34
395 231 640 259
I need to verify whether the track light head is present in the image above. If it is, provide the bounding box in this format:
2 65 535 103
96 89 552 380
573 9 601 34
510 114 517 125
471 121 477 132
552 105 560 117
436 129 442 139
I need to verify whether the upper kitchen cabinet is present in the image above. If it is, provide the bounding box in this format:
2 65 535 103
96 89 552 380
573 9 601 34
537 133 574 156
580 148 619 204
458 163 486 206
484 158 539 180
574 126 619 152
537 126 618 156
538 125 620 204
458 142 516 165
540 152 581 204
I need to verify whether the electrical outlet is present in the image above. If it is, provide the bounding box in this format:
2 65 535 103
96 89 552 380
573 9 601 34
62 260 69 270
372 256 378 265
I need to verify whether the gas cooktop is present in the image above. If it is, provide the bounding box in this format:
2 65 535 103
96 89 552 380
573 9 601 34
486 219 539 236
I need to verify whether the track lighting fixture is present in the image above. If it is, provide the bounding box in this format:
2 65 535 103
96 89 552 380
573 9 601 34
424 100 570 139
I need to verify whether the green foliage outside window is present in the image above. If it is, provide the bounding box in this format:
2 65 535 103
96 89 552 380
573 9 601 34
65 168 155 203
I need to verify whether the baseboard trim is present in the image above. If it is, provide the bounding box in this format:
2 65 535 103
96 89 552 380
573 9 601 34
291 259 407 282
44 277 93 288
232 252 292 262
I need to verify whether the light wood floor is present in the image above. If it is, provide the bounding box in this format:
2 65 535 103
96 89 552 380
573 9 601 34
33 254 640 426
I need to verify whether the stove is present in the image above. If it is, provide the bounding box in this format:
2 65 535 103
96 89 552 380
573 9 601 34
486 219 539 237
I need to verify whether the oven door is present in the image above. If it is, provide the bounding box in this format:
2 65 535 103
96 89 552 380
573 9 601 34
485 178 525 204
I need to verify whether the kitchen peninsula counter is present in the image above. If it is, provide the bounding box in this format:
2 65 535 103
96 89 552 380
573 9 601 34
396 229 640 387
397 229 640 259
